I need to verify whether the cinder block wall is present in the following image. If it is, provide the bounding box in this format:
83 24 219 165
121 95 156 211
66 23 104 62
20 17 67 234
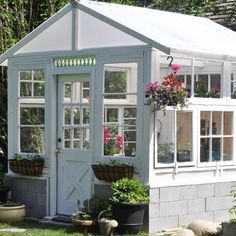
5 176 47 218
148 182 235 233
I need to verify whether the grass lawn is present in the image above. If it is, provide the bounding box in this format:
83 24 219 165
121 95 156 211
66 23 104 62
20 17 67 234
0 220 149 236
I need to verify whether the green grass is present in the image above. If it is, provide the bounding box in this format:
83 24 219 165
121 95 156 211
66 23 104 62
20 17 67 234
0 220 149 236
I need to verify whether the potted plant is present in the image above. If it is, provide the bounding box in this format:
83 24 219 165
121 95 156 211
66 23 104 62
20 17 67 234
9 154 44 176
0 201 25 222
222 186 236 236
177 144 192 162
110 178 149 234
144 63 190 113
158 143 174 163
91 159 134 182
72 196 109 233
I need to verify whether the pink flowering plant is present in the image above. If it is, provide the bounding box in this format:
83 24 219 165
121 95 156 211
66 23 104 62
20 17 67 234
145 64 190 112
104 127 123 155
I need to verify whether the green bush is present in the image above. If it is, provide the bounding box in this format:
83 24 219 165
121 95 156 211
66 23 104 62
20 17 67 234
110 178 149 203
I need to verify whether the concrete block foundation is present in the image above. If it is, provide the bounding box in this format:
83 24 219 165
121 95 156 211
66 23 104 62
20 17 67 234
148 181 235 233
5 175 47 218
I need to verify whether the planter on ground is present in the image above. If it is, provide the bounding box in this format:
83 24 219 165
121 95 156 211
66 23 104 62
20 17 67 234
110 178 149 234
112 202 147 234
0 203 25 222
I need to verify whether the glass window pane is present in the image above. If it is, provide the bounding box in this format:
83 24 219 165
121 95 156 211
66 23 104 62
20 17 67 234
64 107 71 125
158 143 174 163
177 111 192 162
105 108 118 123
200 138 210 162
201 111 210 136
64 83 71 99
74 128 80 139
34 82 45 97
73 141 80 149
34 70 44 81
212 112 221 135
20 82 32 97
64 129 71 139
83 81 90 100
73 107 80 125
83 108 90 124
231 82 236 99
209 74 221 98
105 70 127 98
20 127 44 153
212 138 221 161
124 131 136 141
104 126 122 156
64 141 70 148
157 110 175 163
20 107 44 125
224 112 233 135
195 75 208 97
223 137 233 161
20 71 31 81
124 108 136 118
82 128 89 150
124 143 136 157
72 82 80 103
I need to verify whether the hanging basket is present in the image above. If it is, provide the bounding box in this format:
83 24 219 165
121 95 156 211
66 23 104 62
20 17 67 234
91 165 133 182
9 159 44 176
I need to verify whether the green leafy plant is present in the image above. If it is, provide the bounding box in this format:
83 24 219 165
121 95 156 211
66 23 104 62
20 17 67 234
229 186 236 223
72 196 109 220
13 153 43 161
94 159 133 167
158 143 174 157
1 201 22 207
110 178 149 203
195 81 208 97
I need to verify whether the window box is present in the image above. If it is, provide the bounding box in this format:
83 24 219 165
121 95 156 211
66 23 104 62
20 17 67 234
9 155 44 176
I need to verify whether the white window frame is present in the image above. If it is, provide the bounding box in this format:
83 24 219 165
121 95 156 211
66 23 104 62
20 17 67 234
17 69 45 154
197 107 235 168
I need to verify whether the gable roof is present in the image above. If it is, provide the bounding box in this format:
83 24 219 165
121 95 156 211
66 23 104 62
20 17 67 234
1 0 236 66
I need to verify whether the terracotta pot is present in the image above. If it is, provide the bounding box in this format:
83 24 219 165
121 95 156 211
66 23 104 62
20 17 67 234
0 204 25 222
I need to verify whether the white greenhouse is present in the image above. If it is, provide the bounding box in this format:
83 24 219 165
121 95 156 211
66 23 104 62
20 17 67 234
1 0 236 233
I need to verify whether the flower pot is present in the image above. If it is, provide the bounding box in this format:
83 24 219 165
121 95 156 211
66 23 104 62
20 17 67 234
72 218 96 233
112 202 147 234
222 222 236 236
91 165 133 182
9 160 44 176
0 204 25 222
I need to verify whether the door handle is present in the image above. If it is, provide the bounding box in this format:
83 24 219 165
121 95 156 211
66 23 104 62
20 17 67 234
56 148 62 154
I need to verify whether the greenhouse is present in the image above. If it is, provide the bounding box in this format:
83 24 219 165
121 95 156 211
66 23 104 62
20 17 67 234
1 0 236 232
